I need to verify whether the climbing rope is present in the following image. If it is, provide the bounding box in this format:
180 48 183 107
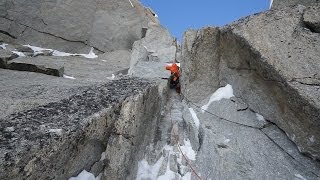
169 104 203 180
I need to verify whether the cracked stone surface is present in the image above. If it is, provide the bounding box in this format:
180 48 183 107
271 0 319 9
303 4 320 33
0 0 159 53
181 5 320 159
0 77 161 180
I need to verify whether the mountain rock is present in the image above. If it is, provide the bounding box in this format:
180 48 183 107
272 0 319 9
0 0 158 53
181 5 320 160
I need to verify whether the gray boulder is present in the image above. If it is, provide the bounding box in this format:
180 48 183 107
181 5 320 160
0 49 18 68
0 0 158 53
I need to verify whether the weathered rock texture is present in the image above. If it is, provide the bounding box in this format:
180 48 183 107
0 0 158 53
181 4 320 160
272 0 319 9
0 78 161 180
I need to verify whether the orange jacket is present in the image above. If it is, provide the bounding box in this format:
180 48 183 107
165 63 180 81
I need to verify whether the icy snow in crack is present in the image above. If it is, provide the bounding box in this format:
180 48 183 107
189 108 200 129
201 84 234 112
24 45 98 59
0 43 8 50
11 51 26 57
63 75 76 80
136 156 164 180
69 170 99 180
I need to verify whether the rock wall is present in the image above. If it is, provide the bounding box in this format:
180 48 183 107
0 0 158 53
272 0 319 9
0 78 162 179
181 5 320 159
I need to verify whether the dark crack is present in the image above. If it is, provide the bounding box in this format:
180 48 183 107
2 17 104 52
0 29 16 39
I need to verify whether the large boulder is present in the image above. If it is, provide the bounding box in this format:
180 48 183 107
181 4 320 160
0 0 158 53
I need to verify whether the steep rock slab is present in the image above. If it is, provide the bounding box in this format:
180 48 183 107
0 0 158 53
181 5 320 159
0 78 161 180
129 24 176 79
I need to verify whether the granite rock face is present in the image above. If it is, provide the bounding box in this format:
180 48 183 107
0 78 161 180
181 5 320 160
272 0 319 9
0 0 158 53
303 4 320 33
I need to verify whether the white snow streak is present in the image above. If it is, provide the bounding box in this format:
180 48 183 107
12 51 26 57
180 139 196 161
157 155 176 180
24 45 98 59
128 0 134 7
309 135 315 143
63 75 76 80
166 63 180 67
269 0 273 9
294 174 307 180
0 43 8 49
100 152 106 161
107 74 115 80
188 108 200 129
255 113 266 122
136 157 164 180
201 84 234 112
69 170 96 180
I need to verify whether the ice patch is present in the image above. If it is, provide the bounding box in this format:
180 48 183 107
224 139 231 143
49 129 63 136
180 139 196 161
63 74 76 80
79 47 98 59
255 113 266 122
0 43 8 50
136 157 164 180
294 174 307 180
128 0 134 7
201 84 234 112
12 51 26 57
188 108 200 129
69 170 95 180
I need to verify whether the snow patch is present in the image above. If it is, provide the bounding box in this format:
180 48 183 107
136 157 164 180
157 155 177 180
128 0 134 7
255 113 266 122
12 51 26 57
100 152 106 161
201 84 234 112
166 63 180 67
63 75 76 80
180 139 196 161
69 170 96 180
309 135 315 143
294 174 307 180
0 43 8 50
181 172 191 180
5 127 15 132
107 74 115 80
224 139 231 143
24 45 97 59
188 108 200 129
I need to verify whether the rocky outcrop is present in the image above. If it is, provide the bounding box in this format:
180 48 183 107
181 4 320 160
0 0 158 53
0 78 162 179
303 5 320 33
272 0 319 9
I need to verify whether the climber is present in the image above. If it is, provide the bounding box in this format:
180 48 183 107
165 63 181 93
